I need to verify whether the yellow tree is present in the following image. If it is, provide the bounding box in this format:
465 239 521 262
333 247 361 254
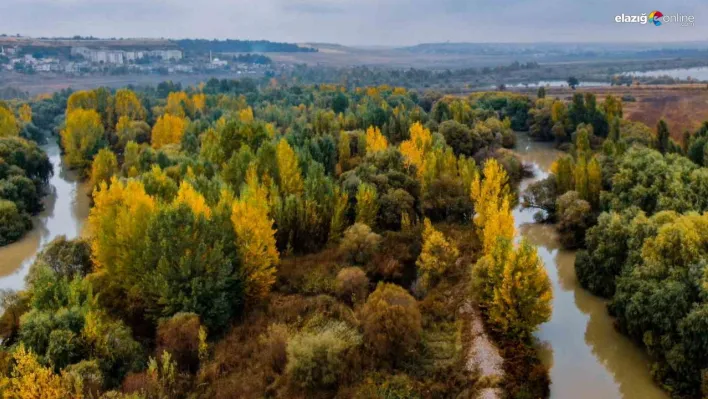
475 238 552 338
192 93 207 115
231 165 279 301
238 107 254 123
174 181 212 219
151 114 187 149
470 158 514 253
2 345 80 399
114 89 146 120
89 177 155 271
365 126 388 154
329 186 349 243
0 106 19 137
574 157 589 202
66 90 98 114
90 147 118 189
355 183 378 227
417 218 459 279
275 139 304 195
18 104 32 124
123 141 141 177
61 109 105 170
400 122 433 179
551 155 575 194
587 156 602 209
165 91 193 118
337 131 351 174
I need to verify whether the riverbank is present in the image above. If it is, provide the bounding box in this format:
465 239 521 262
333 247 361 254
513 134 668 399
0 140 89 291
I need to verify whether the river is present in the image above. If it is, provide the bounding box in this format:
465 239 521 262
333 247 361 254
0 140 90 291
513 134 668 399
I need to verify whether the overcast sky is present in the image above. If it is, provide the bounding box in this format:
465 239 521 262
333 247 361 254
1 0 707 46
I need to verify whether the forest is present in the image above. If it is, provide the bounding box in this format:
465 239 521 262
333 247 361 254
175 40 317 54
0 75 705 398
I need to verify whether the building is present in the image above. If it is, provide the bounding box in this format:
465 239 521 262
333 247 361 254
71 47 182 64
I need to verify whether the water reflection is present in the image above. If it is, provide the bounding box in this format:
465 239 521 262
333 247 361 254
513 135 667 399
0 140 90 291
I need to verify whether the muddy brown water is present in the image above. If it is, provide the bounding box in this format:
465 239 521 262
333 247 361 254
513 134 668 399
0 141 90 291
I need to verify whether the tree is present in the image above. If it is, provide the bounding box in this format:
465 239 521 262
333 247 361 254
329 186 349 243
88 178 156 272
36 236 93 280
0 198 31 245
2 345 82 399
151 114 186 149
275 139 304 195
361 283 421 365
66 90 98 114
552 155 575 194
657 119 670 154
416 219 459 281
89 148 118 190
400 122 433 180
556 191 593 249
231 165 279 302
587 156 602 208
61 109 105 170
470 158 514 254
18 104 32 124
114 89 145 121
537 86 546 99
174 181 211 220
365 126 388 154
340 223 382 265
567 76 579 90
355 183 378 227
474 238 552 338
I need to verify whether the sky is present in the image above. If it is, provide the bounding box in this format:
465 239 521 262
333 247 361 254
1 0 707 46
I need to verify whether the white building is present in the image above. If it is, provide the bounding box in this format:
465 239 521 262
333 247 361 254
70 47 182 64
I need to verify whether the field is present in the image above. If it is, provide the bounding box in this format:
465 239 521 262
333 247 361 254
522 84 708 140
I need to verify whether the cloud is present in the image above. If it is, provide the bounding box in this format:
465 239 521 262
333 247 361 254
0 0 706 45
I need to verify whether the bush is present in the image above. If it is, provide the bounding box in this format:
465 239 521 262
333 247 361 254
156 312 204 373
360 283 421 365
286 321 361 390
259 323 289 373
335 267 369 304
340 223 382 265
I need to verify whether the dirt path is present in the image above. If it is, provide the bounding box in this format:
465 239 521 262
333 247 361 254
461 300 504 399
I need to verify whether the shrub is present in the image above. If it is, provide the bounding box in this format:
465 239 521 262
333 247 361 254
286 321 361 390
259 323 289 373
360 283 421 365
64 359 103 397
340 223 382 265
335 267 370 304
156 312 204 373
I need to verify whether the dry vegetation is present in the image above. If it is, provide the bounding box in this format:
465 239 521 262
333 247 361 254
536 84 708 141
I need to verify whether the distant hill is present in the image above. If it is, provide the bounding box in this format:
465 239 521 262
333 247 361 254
176 39 317 53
